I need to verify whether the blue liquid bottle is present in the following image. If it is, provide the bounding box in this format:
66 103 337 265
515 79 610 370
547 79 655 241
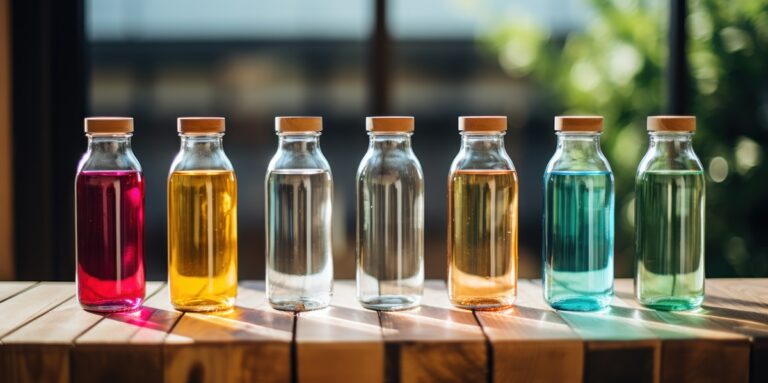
543 116 614 311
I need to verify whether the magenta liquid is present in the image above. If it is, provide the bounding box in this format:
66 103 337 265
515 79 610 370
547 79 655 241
76 170 145 312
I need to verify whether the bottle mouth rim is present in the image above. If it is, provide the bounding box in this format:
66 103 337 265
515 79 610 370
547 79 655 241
86 133 133 138
459 131 506 136
277 131 322 136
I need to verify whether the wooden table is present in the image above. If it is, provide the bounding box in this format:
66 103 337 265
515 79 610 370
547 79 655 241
0 279 765 383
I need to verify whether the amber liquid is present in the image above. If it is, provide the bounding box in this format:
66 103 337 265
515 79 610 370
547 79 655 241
168 170 238 311
448 169 518 310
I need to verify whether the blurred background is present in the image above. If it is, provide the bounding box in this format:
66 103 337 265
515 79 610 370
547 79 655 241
1 0 766 281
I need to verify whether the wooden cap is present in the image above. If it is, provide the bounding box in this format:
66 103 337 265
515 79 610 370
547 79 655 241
84 117 133 134
459 116 507 132
648 116 696 132
555 116 603 132
275 116 322 133
177 117 225 134
366 116 414 132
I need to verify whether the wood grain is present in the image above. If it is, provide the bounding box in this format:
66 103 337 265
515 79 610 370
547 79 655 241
555 281 661 383
476 280 583 383
613 279 749 383
164 281 293 383
295 280 384 383
379 280 487 383
2 282 163 383
0 279 764 382
703 279 768 383
0 282 34 303
0 283 76 382
73 282 170 383
0 283 74 338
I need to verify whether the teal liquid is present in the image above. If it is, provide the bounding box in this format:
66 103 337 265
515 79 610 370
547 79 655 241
543 171 614 311
635 170 705 311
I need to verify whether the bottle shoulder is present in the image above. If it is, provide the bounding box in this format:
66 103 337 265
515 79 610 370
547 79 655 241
545 149 612 173
636 148 704 175
267 147 332 174
169 150 234 173
450 148 516 173
77 149 142 173
357 147 424 180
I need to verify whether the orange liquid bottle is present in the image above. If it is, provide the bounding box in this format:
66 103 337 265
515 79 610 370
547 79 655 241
447 117 518 310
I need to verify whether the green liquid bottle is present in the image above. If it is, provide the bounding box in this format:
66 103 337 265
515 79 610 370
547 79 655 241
635 116 705 311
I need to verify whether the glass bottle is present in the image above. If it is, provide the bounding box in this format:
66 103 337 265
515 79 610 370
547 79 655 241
168 117 238 312
448 116 518 310
543 116 614 311
76 117 145 313
356 116 424 311
266 117 333 311
635 116 705 311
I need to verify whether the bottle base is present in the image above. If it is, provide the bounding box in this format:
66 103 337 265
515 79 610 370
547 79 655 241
172 297 235 313
80 298 143 313
549 295 612 312
360 295 420 311
270 296 330 312
450 297 515 311
639 296 703 311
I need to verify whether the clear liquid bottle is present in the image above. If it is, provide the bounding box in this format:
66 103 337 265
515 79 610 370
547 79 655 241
266 117 333 311
448 116 518 310
543 116 614 311
76 117 145 313
635 116 705 311
168 117 238 312
356 116 424 311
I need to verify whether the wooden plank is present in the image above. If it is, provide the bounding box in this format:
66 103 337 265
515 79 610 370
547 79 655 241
164 281 293 383
0 282 35 303
702 279 768 383
0 283 74 382
552 280 661 383
475 279 583 383
295 280 384 383
0 0 13 281
2 282 163 383
0 283 74 338
613 279 749 383
379 280 487 383
72 282 170 383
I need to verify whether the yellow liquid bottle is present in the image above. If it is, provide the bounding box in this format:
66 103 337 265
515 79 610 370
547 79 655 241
447 116 518 310
168 117 237 312
169 170 237 311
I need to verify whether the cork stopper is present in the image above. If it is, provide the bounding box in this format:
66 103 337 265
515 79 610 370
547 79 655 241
84 117 133 134
459 116 507 132
647 116 696 132
275 116 322 133
177 117 225 134
366 116 414 132
555 116 603 132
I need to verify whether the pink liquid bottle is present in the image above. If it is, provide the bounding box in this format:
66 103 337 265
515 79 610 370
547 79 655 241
76 117 145 312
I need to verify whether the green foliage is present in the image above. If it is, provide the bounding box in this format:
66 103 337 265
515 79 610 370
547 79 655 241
486 0 768 276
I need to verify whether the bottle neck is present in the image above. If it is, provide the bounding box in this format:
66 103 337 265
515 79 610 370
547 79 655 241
87 134 133 155
369 132 412 151
180 134 224 153
278 133 321 153
460 132 506 153
556 132 602 155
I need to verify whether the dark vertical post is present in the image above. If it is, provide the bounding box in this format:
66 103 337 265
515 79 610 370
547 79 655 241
11 0 85 280
370 0 390 115
667 0 688 114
